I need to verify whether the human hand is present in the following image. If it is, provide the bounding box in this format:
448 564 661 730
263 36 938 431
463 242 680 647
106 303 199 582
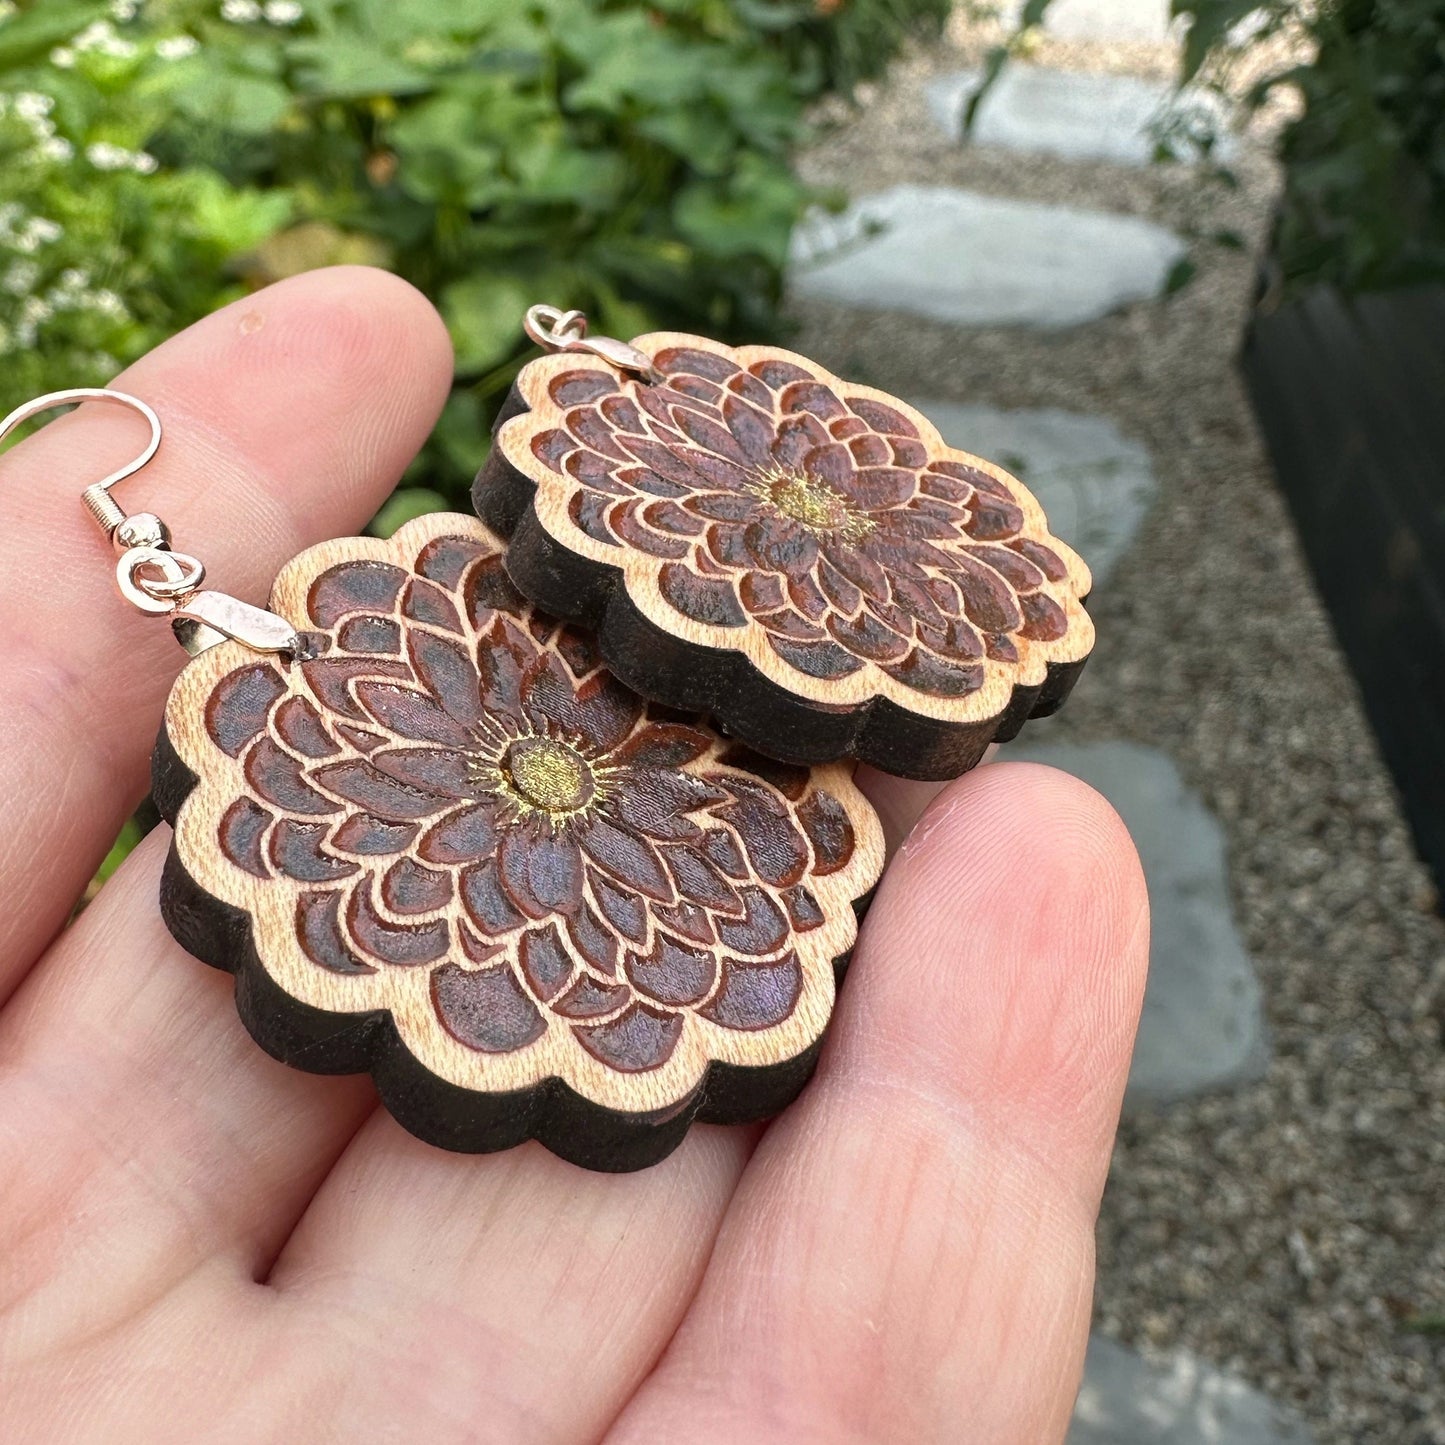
0 268 1148 1445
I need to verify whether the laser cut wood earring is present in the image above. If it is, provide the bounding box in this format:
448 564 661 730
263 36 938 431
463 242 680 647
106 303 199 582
1 388 883 1173
474 307 1095 780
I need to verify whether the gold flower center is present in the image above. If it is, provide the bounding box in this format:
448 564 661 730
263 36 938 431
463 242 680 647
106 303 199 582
504 737 594 813
755 468 873 542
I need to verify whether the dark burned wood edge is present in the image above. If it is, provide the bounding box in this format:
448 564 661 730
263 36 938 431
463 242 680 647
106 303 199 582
474 385 1087 781
152 721 865 1173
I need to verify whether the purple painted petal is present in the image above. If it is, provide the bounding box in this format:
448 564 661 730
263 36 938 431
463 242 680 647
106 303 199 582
433 963 545 1052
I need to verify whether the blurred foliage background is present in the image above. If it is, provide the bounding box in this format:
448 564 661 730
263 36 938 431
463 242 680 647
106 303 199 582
0 0 948 532
972 0 1445 296
1265 0 1445 292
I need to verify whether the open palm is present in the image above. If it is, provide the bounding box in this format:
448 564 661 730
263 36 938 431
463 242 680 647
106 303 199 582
0 268 1148 1445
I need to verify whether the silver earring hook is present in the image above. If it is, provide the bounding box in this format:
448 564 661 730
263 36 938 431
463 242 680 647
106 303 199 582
0 387 162 540
0 384 299 658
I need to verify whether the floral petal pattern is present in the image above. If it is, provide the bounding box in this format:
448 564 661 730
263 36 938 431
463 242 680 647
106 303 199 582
160 513 884 1159
480 335 1095 774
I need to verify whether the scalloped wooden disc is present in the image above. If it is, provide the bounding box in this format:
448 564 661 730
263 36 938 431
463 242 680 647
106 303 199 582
154 512 883 1172
473 334 1095 779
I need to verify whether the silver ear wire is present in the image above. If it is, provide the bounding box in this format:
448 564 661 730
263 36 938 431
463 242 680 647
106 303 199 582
0 387 163 543
0 385 299 658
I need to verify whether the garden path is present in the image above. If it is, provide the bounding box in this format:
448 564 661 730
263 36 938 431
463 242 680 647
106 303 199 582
788 7 1445 1441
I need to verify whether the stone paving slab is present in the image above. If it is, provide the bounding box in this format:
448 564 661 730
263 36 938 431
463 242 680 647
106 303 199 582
793 25 1445 1439
916 401 1156 584
789 185 1186 329
1071 1336 1317 1443
925 66 1233 167
999 740 1269 1107
998 0 1179 43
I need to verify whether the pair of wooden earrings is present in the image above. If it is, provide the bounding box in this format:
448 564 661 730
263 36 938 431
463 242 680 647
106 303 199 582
9 309 1092 1171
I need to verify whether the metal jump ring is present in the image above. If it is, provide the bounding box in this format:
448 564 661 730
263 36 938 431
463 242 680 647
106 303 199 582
115 546 206 615
524 305 588 349
522 303 660 384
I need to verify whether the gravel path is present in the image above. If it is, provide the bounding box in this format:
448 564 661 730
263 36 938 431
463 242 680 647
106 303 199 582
792 29 1445 1444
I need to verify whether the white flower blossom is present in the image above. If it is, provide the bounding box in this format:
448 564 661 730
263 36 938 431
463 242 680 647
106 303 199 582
3 259 131 352
1 95 70 168
0 207 54 246
3 102 74 164
264 0 303 22
71 20 137 57
110 0 140 19
4 215 63 254
156 34 200 60
86 142 132 170
3 260 40 296
16 294 54 347
89 289 128 319
50 47 76 68
220 0 263 21
85 141 158 173
14 92 55 123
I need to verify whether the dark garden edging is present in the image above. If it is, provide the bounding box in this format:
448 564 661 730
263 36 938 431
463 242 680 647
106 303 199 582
1242 283 1445 893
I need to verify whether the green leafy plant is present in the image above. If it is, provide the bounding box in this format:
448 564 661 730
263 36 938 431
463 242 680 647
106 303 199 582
1265 0 1445 290
966 0 1445 295
0 0 948 517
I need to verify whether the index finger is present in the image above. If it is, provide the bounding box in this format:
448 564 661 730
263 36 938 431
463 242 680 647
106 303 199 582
0 265 452 992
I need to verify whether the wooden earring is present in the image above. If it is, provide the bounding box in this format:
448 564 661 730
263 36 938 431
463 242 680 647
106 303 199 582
154 512 884 1171
473 308 1095 780
3 387 881 1173
11 290 1103 1174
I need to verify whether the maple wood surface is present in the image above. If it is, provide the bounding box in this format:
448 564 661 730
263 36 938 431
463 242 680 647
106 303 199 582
475 333 1094 779
155 512 883 1171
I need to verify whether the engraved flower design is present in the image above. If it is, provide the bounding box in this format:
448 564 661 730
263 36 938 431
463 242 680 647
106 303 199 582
160 513 881 1126
486 336 1093 714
